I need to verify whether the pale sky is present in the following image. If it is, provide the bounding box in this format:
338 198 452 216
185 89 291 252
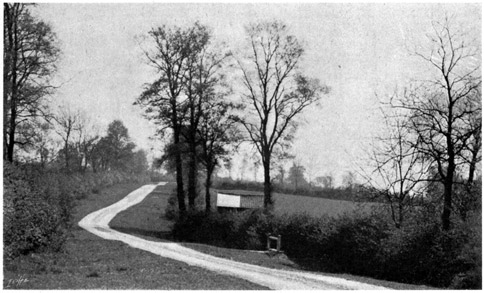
32 3 481 184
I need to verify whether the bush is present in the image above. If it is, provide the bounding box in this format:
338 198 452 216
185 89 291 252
172 209 271 250
4 162 151 260
3 163 72 259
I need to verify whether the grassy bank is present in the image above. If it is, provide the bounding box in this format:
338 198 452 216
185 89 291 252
3 183 266 290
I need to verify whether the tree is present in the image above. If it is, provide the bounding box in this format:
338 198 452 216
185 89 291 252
180 27 231 209
198 100 239 212
127 149 149 174
393 18 481 230
3 3 59 162
136 24 204 213
236 21 327 210
316 174 334 189
342 171 356 189
54 106 82 171
103 120 136 171
287 161 307 192
363 106 429 228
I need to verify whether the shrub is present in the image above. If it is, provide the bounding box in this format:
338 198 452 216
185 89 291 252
4 162 151 260
313 212 391 274
3 163 72 259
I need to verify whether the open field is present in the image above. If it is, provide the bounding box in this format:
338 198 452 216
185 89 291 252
272 192 381 217
214 188 381 218
3 183 265 290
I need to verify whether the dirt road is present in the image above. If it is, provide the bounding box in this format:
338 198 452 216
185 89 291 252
79 183 389 290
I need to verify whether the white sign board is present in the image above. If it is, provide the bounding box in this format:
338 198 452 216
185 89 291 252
217 193 241 208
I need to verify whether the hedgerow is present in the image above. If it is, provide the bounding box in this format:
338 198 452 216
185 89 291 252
172 204 481 289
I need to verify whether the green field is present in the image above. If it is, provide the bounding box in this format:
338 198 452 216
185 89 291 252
214 188 381 218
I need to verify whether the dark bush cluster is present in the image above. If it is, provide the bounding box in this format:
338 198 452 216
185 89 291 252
173 209 271 249
3 162 150 260
172 207 481 289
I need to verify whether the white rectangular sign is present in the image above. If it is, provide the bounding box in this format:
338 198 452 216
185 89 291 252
217 193 241 208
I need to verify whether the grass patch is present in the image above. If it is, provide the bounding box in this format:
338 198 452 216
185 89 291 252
3 183 266 290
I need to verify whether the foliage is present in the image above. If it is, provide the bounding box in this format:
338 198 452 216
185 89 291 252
3 162 151 260
4 163 70 259
172 209 271 249
3 3 60 162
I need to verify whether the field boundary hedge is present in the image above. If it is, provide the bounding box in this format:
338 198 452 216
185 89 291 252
172 208 481 289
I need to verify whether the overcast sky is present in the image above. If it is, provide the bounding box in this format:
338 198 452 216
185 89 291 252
33 3 481 183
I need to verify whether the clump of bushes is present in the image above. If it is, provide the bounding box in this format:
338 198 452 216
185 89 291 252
173 209 271 249
4 162 151 260
4 163 72 259
172 205 481 289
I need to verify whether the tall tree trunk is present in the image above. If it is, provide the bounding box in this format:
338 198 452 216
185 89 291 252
174 141 186 214
5 4 17 163
468 142 479 184
205 166 213 213
172 103 186 214
442 161 455 231
262 151 273 211
187 134 198 209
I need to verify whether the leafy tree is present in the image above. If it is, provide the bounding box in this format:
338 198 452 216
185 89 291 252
103 120 136 171
136 24 211 213
128 149 149 174
198 100 239 212
235 21 327 210
180 25 230 209
3 3 59 162
316 174 334 189
287 161 308 191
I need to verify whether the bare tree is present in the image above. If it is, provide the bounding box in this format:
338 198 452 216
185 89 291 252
54 106 82 171
236 21 327 210
3 3 59 162
392 18 481 230
362 105 430 228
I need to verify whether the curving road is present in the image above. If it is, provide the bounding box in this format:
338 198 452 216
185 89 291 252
79 183 389 290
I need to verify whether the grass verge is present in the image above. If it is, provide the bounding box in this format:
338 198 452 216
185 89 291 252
3 183 266 290
110 183 434 290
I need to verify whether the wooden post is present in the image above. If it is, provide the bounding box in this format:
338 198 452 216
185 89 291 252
267 234 282 252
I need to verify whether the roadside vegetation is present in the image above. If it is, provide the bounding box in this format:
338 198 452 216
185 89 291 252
171 187 480 289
